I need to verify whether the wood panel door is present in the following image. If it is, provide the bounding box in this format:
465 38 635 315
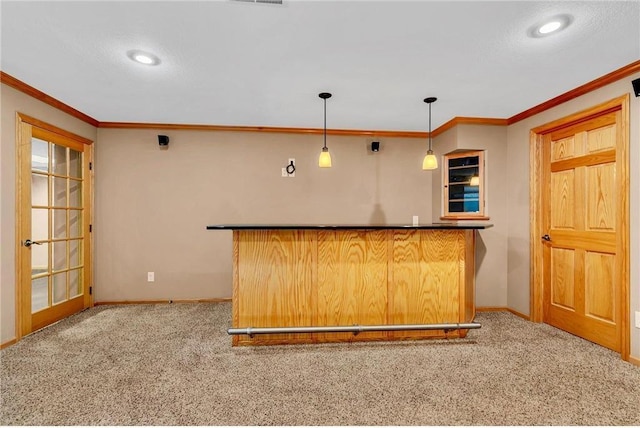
16 114 93 337
535 97 628 354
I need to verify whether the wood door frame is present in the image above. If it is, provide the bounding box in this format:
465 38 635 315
441 150 488 220
529 94 630 361
15 113 94 340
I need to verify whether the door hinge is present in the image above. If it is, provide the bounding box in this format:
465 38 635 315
89 224 92 233
89 286 92 295
89 162 92 170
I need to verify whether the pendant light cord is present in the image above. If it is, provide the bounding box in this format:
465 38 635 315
318 92 332 154
428 102 432 151
423 96 436 152
323 98 327 150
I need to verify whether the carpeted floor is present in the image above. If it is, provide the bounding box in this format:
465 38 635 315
1 302 639 425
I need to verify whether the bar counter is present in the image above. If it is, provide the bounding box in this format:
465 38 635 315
208 223 492 346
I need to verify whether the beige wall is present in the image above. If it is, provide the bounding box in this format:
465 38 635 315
505 72 640 358
431 125 508 307
94 129 436 302
0 83 97 343
456 125 509 308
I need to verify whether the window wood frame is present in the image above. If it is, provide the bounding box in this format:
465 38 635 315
441 150 488 220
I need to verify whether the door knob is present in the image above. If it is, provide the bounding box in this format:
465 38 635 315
541 234 551 241
23 239 43 248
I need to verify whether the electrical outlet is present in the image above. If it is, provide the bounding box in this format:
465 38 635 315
147 272 155 282
635 311 640 329
281 167 288 177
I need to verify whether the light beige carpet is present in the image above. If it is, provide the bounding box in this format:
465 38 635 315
1 303 639 425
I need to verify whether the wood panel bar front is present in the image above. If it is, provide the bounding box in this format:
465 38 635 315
213 225 490 346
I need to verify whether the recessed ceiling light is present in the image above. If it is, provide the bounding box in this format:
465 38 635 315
127 50 161 66
529 14 572 38
538 21 562 34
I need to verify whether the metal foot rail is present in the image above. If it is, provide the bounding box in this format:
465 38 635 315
228 322 481 337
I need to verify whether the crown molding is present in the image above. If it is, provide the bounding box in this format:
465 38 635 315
431 117 509 137
507 59 640 125
0 71 99 127
3 59 639 135
99 117 508 137
98 121 428 138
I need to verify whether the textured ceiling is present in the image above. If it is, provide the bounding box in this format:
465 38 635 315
1 1 639 131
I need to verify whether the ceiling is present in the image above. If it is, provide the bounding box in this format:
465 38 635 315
1 1 639 131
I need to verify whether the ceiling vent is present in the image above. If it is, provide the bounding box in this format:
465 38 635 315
231 0 283 4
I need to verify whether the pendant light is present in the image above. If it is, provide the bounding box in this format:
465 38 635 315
318 92 332 168
422 96 438 170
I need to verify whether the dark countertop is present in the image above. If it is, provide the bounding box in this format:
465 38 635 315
207 223 493 230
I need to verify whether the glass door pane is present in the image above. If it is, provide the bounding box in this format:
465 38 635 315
31 174 48 206
69 269 82 298
69 149 82 178
52 144 67 176
31 138 49 172
69 179 82 207
69 210 82 238
31 277 48 312
52 272 67 304
31 209 48 241
53 240 67 271
30 138 84 313
31 242 49 276
53 209 67 239
444 151 485 217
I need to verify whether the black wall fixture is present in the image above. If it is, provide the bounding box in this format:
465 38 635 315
158 135 169 148
632 78 640 97
371 141 380 152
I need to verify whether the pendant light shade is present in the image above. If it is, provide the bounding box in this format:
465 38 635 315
422 97 438 170
319 147 332 167
318 92 332 168
422 151 438 170
469 175 480 186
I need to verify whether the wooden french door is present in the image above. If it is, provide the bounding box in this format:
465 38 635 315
531 95 629 358
16 114 93 337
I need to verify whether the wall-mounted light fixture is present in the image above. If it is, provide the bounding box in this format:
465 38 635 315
318 92 332 168
371 141 380 152
422 97 438 170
